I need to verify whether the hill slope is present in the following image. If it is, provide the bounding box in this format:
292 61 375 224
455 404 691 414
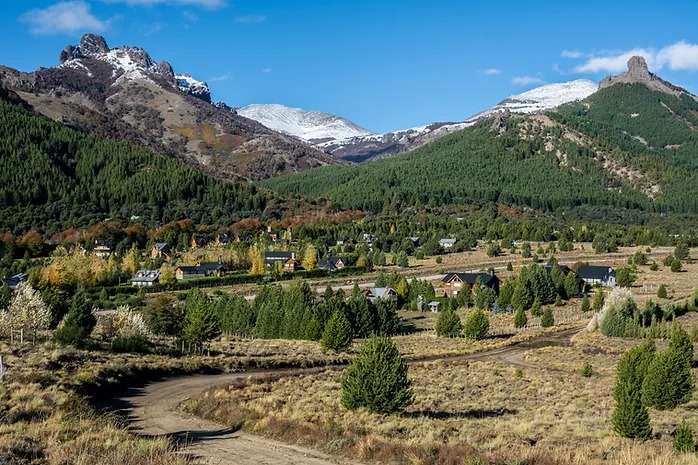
0 88 316 234
261 58 698 215
0 34 338 181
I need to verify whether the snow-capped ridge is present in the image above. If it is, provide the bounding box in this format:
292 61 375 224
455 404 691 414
238 103 374 143
175 74 211 103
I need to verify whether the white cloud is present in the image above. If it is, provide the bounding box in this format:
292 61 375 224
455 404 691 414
561 50 584 59
103 0 225 9
572 41 698 73
20 1 109 35
512 76 545 85
209 73 231 82
261 68 272 73
235 14 266 23
480 68 501 75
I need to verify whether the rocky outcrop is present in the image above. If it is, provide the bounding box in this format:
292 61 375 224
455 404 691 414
599 56 689 97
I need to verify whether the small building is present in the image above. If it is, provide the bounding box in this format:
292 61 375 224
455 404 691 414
191 236 208 248
283 258 301 272
235 234 252 243
131 269 160 287
439 238 457 249
151 242 172 259
175 266 207 281
408 237 421 247
216 234 233 246
318 256 349 271
335 236 354 246
577 266 616 288
265 251 295 267
364 287 399 306
359 233 375 246
428 301 441 313
266 226 280 242
1 273 28 290
196 258 230 277
442 272 501 298
93 242 113 258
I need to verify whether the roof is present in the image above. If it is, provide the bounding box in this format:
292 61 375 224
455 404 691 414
175 266 205 274
153 242 169 251
265 251 294 259
1 273 28 289
217 234 232 243
131 269 160 283
543 264 572 275
197 262 228 272
428 301 441 306
439 238 457 245
368 287 397 298
442 272 498 286
576 265 615 280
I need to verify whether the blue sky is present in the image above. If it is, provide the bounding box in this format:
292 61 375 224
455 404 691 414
1 1 698 133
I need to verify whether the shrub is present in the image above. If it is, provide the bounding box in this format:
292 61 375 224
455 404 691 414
581 295 591 312
435 306 462 338
530 297 542 317
506 262 513 271
54 290 96 346
435 256 442 264
513 307 527 328
581 363 593 377
671 258 683 273
463 308 489 340
673 421 695 453
649 262 659 271
321 311 353 352
540 308 554 327
0 282 51 340
612 342 655 440
664 255 675 267
340 335 413 414
657 284 668 299
111 336 150 353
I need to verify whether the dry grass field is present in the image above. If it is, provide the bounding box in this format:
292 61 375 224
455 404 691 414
184 311 698 465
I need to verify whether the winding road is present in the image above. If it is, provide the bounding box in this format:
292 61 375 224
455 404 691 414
109 327 582 465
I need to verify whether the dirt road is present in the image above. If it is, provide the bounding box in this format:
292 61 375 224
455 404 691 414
109 327 582 465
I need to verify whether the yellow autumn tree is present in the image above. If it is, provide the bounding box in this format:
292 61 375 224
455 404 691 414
121 244 141 277
248 243 265 275
302 244 318 271
159 263 176 286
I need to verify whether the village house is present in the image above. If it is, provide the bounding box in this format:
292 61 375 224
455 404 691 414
191 236 208 248
264 251 295 267
283 258 301 272
439 238 457 249
93 242 113 258
215 234 232 246
175 266 207 281
318 256 349 271
266 226 280 242
131 269 160 287
335 236 352 246
364 287 399 306
408 237 420 247
175 257 230 280
576 265 617 288
441 271 501 298
428 301 441 313
151 242 172 259
1 273 28 290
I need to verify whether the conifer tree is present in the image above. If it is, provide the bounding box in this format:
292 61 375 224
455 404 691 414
642 325 694 410
341 335 413 414
564 272 579 299
674 421 695 453
540 307 554 327
435 306 462 337
612 342 654 440
463 308 489 340
581 294 591 313
183 290 220 346
321 311 353 353
54 290 96 346
592 287 605 311
514 307 528 328
512 277 534 312
530 297 542 317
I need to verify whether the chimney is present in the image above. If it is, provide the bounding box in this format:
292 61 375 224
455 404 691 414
219 255 223 264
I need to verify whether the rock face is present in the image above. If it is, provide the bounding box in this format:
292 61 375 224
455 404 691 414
0 33 338 181
599 56 688 96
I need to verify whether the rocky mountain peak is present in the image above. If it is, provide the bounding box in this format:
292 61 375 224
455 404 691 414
599 55 688 97
59 34 110 64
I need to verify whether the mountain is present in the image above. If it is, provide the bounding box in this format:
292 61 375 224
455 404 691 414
237 104 374 143
465 79 598 121
241 80 596 163
0 34 338 181
260 57 698 216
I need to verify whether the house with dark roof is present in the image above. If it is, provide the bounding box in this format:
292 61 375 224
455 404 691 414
408 237 420 247
1 273 28 290
266 226 280 242
131 269 160 287
175 266 207 280
216 234 233 246
318 256 349 271
439 238 457 249
151 242 172 259
191 236 208 248
264 251 295 267
442 272 500 298
364 287 399 306
576 266 616 288
93 242 113 258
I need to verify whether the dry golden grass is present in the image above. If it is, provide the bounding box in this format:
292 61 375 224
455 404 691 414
185 313 698 465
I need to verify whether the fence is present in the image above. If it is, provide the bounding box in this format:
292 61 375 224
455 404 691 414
0 356 6 382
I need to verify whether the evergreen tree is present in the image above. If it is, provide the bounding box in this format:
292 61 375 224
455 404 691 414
463 308 489 340
581 294 591 313
497 279 516 309
540 307 554 327
54 290 96 346
674 420 695 453
642 326 694 410
375 299 400 336
512 277 534 311
475 286 497 310
514 307 528 328
457 283 472 308
340 335 413 414
0 283 11 310
324 283 335 301
435 306 462 337
612 342 654 440
530 297 543 317
657 284 668 299
592 287 605 311
182 289 220 345
564 272 579 299
321 311 353 353
671 258 683 273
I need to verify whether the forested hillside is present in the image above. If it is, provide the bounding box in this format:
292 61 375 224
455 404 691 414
0 93 286 234
261 83 698 215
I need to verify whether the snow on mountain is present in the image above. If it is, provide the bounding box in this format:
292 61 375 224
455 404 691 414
238 104 374 143
175 74 211 103
467 79 598 121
